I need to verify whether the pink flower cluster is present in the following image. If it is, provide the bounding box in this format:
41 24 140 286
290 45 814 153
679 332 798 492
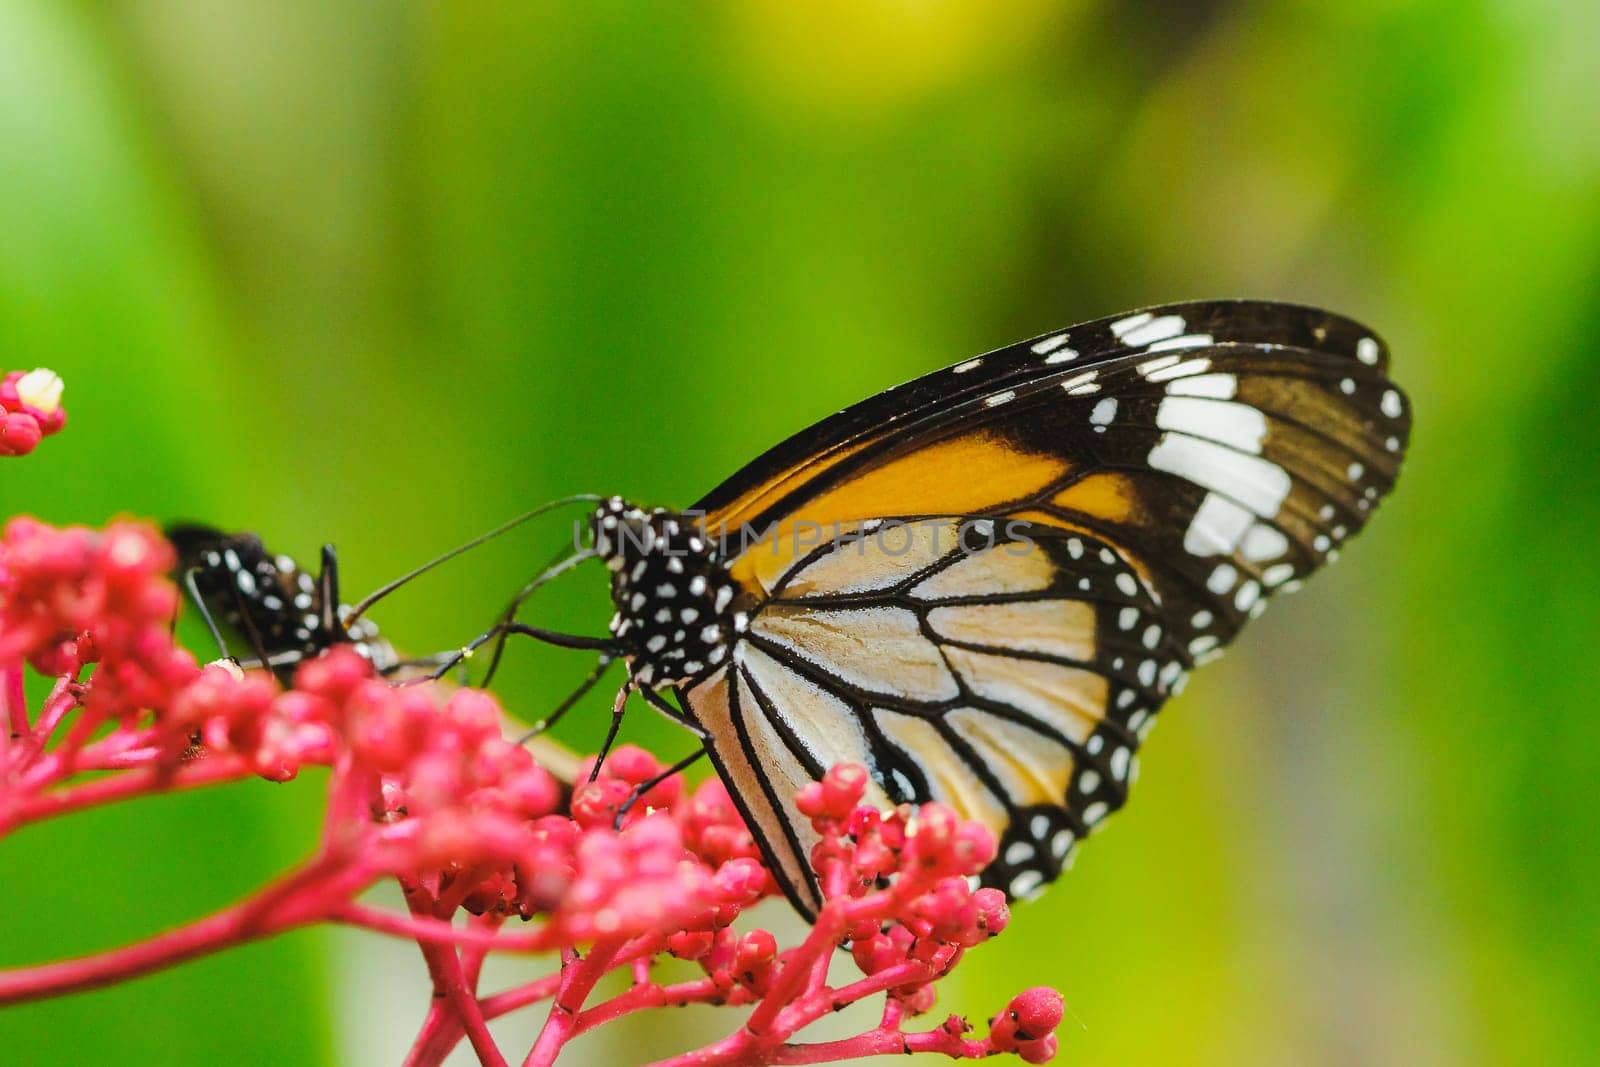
0 517 197 718
0 369 67 457
2 435 1064 1064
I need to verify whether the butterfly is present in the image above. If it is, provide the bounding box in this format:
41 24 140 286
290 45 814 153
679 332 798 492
521 300 1410 918
167 524 401 685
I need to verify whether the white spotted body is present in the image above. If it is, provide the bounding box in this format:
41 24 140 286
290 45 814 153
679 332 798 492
591 497 745 688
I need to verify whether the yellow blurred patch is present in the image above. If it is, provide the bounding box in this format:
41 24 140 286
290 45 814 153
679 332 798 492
718 0 1070 120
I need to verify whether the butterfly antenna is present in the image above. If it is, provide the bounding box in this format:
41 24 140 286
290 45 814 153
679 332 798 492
345 493 603 626
181 567 232 661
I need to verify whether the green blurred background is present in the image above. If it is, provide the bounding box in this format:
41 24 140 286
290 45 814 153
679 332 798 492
3 1 1597 1064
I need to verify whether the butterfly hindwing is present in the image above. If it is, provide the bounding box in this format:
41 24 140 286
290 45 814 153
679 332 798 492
679 520 1178 914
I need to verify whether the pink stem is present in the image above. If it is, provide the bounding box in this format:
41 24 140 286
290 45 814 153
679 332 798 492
792 959 935 1025
741 909 850 1038
525 940 624 1067
574 973 754 1037
404 1001 457 1067
0 754 253 835
766 1027 990 1064
461 914 501 989
71 746 167 769
334 905 553 953
7 677 78 778
2 661 25 737
403 884 507 1067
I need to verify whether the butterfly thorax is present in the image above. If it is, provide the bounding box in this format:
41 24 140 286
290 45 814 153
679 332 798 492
591 497 746 688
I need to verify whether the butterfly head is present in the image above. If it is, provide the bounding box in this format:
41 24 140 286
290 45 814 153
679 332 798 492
589 497 745 688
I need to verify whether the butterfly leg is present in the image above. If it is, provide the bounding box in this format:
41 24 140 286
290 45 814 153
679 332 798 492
180 566 234 664
225 576 276 675
514 653 617 743
379 651 471 684
589 685 632 782
419 621 614 683
613 747 708 830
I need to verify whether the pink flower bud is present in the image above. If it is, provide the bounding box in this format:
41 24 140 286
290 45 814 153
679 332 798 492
733 928 777 992
667 929 716 960
897 984 937 1015
570 779 631 829
1008 986 1063 1035
0 411 42 456
442 686 503 745
293 645 374 701
711 856 769 907
949 821 998 874
972 887 1009 937
991 986 1065 1054
820 763 869 814
850 932 902 976
598 743 662 784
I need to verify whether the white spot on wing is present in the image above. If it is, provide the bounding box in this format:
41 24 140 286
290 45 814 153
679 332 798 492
1206 562 1238 594
1183 493 1254 557
1144 356 1212 381
1030 333 1071 355
1156 397 1268 454
1090 397 1118 426
953 358 983 374
1262 562 1296 587
1109 312 1152 338
1234 580 1261 611
1357 337 1380 365
1145 334 1214 354
1118 314 1187 348
1166 373 1237 399
1240 523 1289 562
1149 435 1292 518
1136 355 1182 378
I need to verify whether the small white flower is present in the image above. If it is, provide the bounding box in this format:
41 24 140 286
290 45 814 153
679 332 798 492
16 368 64 414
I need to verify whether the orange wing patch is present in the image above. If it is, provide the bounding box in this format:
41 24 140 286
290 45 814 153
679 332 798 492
1050 472 1147 525
715 431 1073 597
